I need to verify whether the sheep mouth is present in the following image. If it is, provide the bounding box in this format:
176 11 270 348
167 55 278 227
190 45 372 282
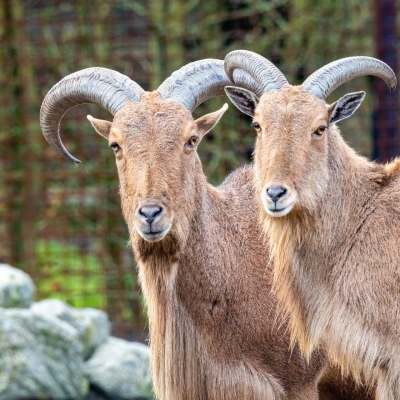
261 188 297 218
137 225 171 242
266 205 293 217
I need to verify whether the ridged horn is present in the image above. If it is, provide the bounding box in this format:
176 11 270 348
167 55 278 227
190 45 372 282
302 56 397 99
224 50 288 94
157 59 263 111
40 67 144 163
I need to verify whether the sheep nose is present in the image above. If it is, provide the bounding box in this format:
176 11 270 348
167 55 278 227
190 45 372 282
138 205 164 224
266 185 287 203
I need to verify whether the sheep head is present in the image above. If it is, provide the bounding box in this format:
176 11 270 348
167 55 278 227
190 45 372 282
224 50 396 218
87 95 227 248
40 59 260 253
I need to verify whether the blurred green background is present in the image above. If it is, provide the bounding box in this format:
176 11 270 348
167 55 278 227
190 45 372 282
0 0 398 340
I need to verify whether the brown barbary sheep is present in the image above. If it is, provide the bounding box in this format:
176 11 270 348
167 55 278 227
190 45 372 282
224 50 398 400
40 59 372 400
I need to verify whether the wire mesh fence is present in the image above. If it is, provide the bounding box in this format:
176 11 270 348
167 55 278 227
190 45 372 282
0 0 151 340
0 0 397 340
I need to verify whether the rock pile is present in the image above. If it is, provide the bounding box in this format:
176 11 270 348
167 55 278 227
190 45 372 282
0 263 152 400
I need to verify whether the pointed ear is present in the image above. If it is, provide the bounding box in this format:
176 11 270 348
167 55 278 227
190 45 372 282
194 103 228 138
224 86 259 117
328 91 366 125
87 115 112 139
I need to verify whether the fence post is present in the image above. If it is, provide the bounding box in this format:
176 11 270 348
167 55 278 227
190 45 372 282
373 0 399 161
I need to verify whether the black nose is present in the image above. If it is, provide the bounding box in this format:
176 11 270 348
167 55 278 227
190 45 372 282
138 205 164 224
266 185 287 203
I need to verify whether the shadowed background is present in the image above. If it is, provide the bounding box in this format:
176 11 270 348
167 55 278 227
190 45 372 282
0 0 398 341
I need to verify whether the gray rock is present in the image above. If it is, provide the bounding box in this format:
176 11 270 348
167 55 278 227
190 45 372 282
0 308 88 400
31 299 110 359
0 264 35 308
85 337 152 399
75 307 110 359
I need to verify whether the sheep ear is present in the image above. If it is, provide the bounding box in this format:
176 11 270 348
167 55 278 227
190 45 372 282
224 86 259 117
87 115 112 139
195 103 228 138
328 91 366 124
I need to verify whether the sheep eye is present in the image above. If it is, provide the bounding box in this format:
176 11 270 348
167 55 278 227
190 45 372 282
252 122 261 133
314 126 327 136
110 142 121 154
185 136 198 148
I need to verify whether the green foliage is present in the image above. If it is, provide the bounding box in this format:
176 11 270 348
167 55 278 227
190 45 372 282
35 240 106 309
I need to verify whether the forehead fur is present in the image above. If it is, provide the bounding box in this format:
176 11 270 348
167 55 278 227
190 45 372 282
111 92 194 139
255 86 328 127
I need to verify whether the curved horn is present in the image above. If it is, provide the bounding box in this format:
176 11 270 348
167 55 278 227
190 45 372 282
157 59 263 112
40 67 144 163
224 50 288 94
302 56 397 99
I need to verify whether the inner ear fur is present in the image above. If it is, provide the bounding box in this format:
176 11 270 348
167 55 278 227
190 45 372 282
328 91 366 125
87 115 112 139
194 103 228 138
224 86 259 117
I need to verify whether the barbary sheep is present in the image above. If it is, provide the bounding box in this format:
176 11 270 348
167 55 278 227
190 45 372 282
40 59 372 400
224 50 397 400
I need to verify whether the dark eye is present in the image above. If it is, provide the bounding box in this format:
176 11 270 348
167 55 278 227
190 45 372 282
252 122 261 133
314 126 327 136
185 136 199 148
110 142 121 154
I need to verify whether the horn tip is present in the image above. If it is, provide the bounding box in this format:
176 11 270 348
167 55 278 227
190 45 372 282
66 154 82 164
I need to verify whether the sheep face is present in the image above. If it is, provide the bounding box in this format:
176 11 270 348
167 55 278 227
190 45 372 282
252 86 332 217
88 92 227 252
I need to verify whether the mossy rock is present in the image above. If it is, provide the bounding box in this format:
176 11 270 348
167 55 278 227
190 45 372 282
85 337 152 399
0 308 88 400
31 299 110 360
0 264 35 309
